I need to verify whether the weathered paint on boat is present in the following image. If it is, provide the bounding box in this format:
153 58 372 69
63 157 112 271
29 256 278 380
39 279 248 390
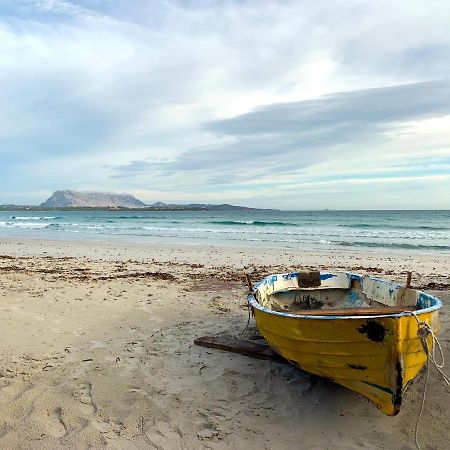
248 272 442 416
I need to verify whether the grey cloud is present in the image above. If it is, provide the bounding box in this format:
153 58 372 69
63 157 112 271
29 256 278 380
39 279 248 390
207 80 450 136
112 80 450 183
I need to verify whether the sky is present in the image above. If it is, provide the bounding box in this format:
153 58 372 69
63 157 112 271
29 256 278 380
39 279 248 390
1 0 450 209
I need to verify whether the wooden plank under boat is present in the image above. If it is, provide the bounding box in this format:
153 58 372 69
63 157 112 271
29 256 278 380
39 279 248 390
247 271 442 416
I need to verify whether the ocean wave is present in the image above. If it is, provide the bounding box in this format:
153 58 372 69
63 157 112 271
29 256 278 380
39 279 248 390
132 231 312 244
337 241 450 251
140 225 313 236
0 221 50 229
339 223 449 231
111 215 149 219
10 216 58 220
110 215 175 220
211 220 297 227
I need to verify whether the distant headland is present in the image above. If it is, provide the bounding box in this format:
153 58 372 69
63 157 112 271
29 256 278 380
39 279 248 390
0 190 270 211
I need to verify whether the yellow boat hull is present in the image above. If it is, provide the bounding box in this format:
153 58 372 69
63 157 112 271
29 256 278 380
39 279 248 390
253 305 439 416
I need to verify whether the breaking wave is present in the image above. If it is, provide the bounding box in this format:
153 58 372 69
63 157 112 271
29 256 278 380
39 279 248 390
337 241 450 251
339 223 449 231
0 221 50 229
10 216 58 220
211 220 297 227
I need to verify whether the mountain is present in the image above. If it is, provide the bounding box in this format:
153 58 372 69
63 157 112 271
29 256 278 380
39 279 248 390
37 190 272 211
40 190 147 208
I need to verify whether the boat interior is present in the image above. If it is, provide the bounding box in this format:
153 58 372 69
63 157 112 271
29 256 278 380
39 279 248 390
254 272 435 316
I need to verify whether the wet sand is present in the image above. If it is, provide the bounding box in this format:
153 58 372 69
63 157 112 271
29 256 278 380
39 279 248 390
0 238 449 449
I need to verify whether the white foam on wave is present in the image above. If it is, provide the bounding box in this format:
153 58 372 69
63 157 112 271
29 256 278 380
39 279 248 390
10 216 57 220
0 221 49 229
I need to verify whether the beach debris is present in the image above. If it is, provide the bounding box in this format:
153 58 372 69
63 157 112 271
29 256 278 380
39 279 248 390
96 271 177 281
194 335 286 363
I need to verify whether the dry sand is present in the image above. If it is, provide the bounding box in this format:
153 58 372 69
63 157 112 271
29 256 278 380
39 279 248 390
0 238 449 449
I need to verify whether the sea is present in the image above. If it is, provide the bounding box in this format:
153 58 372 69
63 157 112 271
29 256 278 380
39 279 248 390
0 210 449 253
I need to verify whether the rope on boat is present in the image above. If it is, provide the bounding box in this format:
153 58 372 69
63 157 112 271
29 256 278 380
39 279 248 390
409 312 450 450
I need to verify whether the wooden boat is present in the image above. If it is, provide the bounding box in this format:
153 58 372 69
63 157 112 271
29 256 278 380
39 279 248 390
247 271 442 416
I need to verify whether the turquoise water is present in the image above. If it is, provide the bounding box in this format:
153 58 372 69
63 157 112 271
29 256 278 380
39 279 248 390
0 210 449 252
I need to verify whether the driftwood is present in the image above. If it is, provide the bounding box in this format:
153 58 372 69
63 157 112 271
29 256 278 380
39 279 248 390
194 335 286 363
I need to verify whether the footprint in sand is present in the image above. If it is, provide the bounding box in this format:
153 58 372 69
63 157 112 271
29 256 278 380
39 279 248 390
205 404 237 421
77 383 97 416
195 412 220 441
141 418 183 450
70 359 94 379
47 407 67 437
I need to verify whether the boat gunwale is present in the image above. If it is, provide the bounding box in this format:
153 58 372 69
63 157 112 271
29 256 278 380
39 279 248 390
248 271 442 320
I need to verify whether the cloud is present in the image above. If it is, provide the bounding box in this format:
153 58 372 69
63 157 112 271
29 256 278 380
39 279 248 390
1 1 450 207
207 80 450 136
112 79 450 177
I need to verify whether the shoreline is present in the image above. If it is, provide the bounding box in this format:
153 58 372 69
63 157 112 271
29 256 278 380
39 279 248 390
1 231 450 255
2 234 450 255
1 237 450 283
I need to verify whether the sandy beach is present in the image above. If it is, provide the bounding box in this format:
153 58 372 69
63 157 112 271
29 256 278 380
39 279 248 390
0 238 449 449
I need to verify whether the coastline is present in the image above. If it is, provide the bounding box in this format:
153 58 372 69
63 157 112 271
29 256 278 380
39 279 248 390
1 237 450 286
0 238 449 448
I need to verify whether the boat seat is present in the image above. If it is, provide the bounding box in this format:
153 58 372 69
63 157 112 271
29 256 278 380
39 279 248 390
288 306 417 316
